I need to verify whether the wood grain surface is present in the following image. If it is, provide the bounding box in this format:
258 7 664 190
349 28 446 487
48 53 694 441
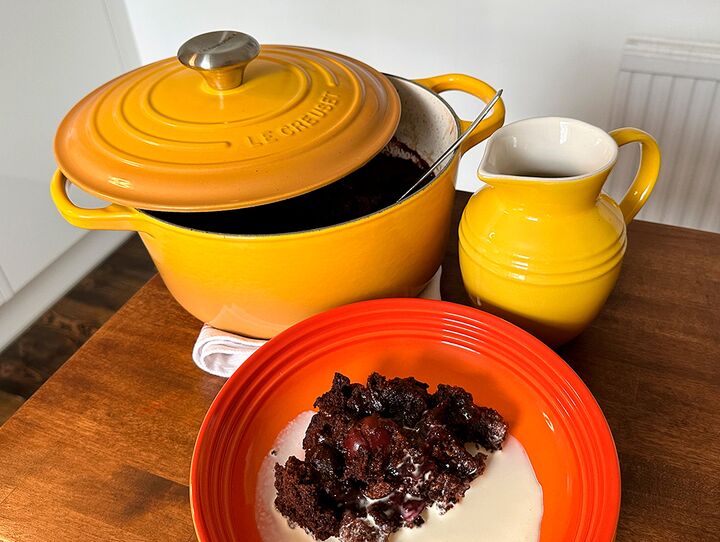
0 192 717 541
0 236 156 424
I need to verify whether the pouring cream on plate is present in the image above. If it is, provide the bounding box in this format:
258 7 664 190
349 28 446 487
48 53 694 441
256 411 544 541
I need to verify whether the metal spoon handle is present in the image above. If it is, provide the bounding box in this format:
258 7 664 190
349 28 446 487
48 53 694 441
397 88 503 202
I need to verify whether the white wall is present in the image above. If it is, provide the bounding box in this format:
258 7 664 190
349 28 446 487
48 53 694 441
0 0 130 292
123 0 720 192
0 0 139 349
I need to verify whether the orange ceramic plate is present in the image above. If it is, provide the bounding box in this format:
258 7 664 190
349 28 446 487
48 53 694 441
190 299 620 541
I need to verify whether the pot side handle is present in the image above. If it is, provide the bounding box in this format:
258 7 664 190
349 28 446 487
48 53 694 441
50 170 148 232
413 74 505 154
608 128 661 224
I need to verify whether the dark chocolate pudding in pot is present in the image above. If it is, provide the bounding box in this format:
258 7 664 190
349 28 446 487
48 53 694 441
146 140 430 235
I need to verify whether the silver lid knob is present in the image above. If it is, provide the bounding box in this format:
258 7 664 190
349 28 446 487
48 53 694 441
177 31 260 91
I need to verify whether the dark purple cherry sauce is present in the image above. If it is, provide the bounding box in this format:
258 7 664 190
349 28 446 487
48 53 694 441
146 143 430 235
273 372 508 541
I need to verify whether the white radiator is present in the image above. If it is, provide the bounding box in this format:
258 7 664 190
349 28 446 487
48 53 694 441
606 36 720 233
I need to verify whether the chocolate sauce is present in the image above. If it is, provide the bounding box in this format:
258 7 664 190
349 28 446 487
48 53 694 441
145 145 430 235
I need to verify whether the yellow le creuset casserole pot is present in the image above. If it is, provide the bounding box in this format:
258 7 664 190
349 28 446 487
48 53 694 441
51 31 505 339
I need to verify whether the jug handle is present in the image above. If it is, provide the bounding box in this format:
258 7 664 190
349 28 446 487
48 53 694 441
413 74 505 153
609 128 661 224
50 170 150 233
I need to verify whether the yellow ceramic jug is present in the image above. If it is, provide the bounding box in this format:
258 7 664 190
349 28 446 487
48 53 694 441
459 117 661 346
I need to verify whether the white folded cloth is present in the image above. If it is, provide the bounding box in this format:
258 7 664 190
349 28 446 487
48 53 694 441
192 267 443 377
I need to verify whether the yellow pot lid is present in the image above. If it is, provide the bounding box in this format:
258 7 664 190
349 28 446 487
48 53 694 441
54 31 401 211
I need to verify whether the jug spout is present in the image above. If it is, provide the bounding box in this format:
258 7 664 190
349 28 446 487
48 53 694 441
476 117 619 212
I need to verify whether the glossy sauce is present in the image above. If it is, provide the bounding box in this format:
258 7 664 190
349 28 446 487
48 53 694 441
255 411 543 542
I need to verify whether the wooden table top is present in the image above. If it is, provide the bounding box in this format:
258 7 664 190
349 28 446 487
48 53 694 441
0 191 718 541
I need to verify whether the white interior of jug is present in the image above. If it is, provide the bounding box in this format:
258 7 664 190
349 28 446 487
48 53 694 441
478 117 618 180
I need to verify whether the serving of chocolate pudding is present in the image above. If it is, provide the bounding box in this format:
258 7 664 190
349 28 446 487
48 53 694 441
261 372 520 542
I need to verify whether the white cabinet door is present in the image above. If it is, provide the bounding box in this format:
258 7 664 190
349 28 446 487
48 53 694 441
0 270 11 306
0 0 138 297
